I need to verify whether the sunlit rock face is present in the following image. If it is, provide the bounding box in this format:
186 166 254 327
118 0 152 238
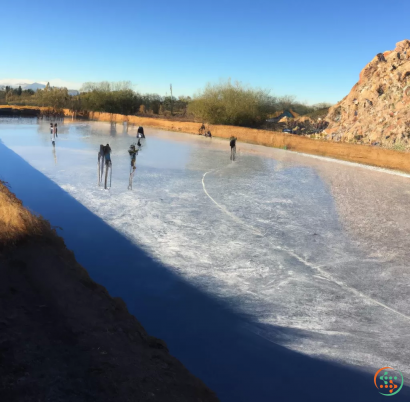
324 40 410 148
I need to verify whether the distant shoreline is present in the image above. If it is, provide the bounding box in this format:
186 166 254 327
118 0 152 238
2 105 410 174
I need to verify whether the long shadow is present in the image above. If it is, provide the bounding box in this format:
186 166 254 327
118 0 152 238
0 141 408 402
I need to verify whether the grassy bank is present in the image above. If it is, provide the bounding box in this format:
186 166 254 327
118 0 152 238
2 105 410 174
0 180 218 401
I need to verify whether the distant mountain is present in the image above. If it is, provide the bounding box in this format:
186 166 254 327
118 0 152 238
0 82 30 89
1 82 79 94
0 82 44 91
23 82 46 91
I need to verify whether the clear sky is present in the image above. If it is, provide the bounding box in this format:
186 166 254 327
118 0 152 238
1 0 409 104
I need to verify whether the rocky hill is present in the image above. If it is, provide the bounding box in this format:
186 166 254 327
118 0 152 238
324 40 410 150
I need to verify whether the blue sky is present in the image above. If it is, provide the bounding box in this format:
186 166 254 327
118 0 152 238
1 0 409 104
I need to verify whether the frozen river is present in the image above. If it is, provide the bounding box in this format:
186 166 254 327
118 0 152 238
1 118 410 401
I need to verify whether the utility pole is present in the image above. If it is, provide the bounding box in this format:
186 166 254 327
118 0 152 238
170 84 173 115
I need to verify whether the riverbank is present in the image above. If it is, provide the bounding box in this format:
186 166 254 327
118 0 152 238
2 105 410 173
81 111 410 174
0 180 218 402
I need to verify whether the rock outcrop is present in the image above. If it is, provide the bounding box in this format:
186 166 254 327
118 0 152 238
324 40 410 149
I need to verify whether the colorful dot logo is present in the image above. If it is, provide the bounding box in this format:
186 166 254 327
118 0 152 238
374 367 404 396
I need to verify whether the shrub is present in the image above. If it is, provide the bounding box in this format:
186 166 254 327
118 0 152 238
188 79 276 127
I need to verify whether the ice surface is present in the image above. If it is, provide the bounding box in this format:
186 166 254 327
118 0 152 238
1 118 410 390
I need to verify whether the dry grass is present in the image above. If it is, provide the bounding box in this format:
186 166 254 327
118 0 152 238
0 105 39 110
0 181 52 248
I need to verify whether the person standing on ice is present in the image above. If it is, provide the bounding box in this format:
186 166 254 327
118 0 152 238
103 144 112 189
137 126 145 138
98 144 105 185
54 123 58 138
104 144 112 165
128 144 138 190
51 124 56 146
230 136 237 161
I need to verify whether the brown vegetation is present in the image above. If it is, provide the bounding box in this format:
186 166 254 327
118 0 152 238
0 181 52 248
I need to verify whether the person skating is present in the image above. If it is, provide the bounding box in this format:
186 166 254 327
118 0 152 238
104 144 112 165
104 144 112 189
98 144 105 185
128 144 138 157
137 126 145 138
128 144 138 190
51 124 56 146
54 123 58 137
128 144 138 165
230 136 237 161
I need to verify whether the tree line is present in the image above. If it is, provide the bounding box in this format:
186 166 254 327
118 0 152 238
0 86 35 103
0 79 332 128
1 81 191 117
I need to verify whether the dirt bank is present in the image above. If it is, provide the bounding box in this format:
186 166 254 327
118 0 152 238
0 106 41 116
2 105 410 173
0 181 219 402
